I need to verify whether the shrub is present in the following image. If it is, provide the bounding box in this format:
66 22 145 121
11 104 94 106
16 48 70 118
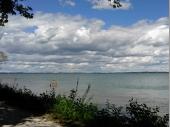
126 98 169 127
86 98 169 127
51 83 98 123
0 82 56 114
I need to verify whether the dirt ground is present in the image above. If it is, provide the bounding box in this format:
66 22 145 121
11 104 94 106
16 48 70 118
0 101 62 127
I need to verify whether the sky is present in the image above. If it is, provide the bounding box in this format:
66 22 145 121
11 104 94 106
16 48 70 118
0 0 169 73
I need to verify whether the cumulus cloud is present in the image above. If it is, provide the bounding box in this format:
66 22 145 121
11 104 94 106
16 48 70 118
0 13 168 72
89 0 132 10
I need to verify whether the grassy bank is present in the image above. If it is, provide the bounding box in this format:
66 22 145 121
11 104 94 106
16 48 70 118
0 82 169 127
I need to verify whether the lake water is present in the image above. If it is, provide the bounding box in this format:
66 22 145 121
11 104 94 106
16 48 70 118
0 72 169 114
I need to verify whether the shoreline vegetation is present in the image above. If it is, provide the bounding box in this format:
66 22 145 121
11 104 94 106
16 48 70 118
0 82 169 127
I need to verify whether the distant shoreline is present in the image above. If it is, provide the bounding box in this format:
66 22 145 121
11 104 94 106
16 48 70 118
0 72 168 74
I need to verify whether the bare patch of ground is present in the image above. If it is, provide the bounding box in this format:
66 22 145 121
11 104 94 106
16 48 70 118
0 101 62 127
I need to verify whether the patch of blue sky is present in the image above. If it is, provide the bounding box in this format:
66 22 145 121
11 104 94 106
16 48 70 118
23 0 168 28
23 26 38 33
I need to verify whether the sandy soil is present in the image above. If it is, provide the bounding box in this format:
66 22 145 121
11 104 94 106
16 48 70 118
0 101 62 127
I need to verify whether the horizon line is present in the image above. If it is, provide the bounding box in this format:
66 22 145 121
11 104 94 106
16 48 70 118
0 71 168 74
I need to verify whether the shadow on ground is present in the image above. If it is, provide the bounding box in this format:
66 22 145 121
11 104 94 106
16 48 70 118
0 101 34 126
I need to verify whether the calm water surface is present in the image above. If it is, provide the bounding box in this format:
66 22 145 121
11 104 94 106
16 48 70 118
0 73 168 114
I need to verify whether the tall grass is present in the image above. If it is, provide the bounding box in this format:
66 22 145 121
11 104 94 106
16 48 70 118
51 83 97 123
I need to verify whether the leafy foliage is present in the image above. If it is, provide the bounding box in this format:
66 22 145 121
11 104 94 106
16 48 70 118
52 95 97 123
0 82 55 114
86 98 169 127
108 0 122 8
0 0 33 26
52 81 97 123
0 51 7 62
125 98 169 127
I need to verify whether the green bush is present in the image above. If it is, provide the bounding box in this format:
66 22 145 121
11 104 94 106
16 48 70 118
86 98 169 127
126 98 169 127
51 84 98 122
0 82 56 114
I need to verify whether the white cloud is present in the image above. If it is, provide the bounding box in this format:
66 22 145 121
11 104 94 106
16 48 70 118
0 13 168 72
58 0 76 6
89 0 132 10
